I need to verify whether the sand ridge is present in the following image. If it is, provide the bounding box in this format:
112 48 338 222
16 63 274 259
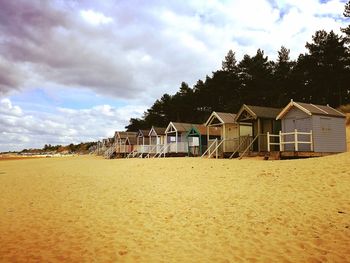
0 154 350 262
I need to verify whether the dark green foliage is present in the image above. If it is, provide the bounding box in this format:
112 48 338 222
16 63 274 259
126 27 350 131
19 142 97 154
222 50 237 73
342 1 350 38
273 46 295 106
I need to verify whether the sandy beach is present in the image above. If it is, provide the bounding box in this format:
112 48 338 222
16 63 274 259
0 154 350 262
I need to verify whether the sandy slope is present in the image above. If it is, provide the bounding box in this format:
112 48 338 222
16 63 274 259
347 126 350 151
0 155 349 262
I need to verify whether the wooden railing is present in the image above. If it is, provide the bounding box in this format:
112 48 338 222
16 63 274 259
239 134 259 159
267 129 313 152
104 143 116 159
201 139 218 158
208 139 225 159
229 136 253 159
154 144 171 158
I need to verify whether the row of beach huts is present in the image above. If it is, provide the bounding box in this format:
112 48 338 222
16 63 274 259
96 100 347 160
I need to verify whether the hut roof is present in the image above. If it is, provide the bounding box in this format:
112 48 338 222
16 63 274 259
193 124 207 135
236 105 282 121
192 124 221 136
205 111 236 126
276 100 345 120
166 122 199 133
149 127 166 136
115 131 138 139
138 129 150 137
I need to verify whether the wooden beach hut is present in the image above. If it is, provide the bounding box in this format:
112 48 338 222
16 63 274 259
136 129 150 157
234 104 282 154
186 124 221 156
98 138 113 156
102 137 116 158
148 126 166 155
113 131 138 157
204 111 239 158
164 122 198 156
137 130 150 146
273 100 346 157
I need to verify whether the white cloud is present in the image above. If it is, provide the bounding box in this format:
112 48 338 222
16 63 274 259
0 0 348 99
0 98 23 116
0 98 146 152
80 9 113 26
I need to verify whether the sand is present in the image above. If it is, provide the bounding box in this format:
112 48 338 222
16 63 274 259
0 155 350 262
347 126 350 151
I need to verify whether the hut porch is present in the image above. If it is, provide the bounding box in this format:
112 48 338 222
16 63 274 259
204 111 240 158
234 104 282 155
148 127 166 156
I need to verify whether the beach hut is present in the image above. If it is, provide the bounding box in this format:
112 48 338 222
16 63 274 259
137 130 150 146
204 111 239 158
186 124 221 156
234 104 282 153
103 137 117 158
98 139 109 155
165 122 198 155
136 129 150 156
148 126 166 155
114 131 138 157
273 100 346 155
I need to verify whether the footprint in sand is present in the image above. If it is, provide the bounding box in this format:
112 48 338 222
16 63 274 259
119 250 128 256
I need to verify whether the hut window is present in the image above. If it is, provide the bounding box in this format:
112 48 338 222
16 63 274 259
320 117 331 133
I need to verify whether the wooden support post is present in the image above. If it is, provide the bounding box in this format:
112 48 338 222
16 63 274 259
279 130 283 151
175 131 178 153
165 134 167 154
222 124 225 153
310 130 313 152
267 132 270 152
207 126 210 156
215 139 218 159
294 129 298 151
257 118 261 152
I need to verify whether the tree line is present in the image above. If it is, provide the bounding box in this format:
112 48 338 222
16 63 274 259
20 142 97 154
126 2 350 131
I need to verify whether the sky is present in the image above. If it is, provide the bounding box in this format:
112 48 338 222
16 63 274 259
0 0 348 151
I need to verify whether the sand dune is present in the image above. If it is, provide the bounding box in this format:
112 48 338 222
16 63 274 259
347 126 350 151
0 154 350 262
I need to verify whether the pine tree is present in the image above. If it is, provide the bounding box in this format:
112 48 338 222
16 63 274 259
222 50 237 73
342 1 350 38
273 46 295 106
301 30 349 105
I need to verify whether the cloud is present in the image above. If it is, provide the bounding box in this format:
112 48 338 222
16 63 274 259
0 98 145 151
0 98 23 116
0 0 139 98
0 0 346 99
0 59 27 95
80 9 113 25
